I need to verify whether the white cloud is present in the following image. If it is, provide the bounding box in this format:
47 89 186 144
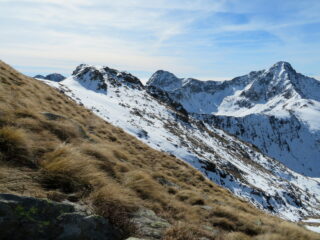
0 0 319 78
0 29 195 73
0 0 229 76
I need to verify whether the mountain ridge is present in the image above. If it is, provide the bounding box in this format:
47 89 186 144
147 61 320 177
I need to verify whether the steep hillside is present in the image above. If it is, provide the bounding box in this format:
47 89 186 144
147 62 320 177
38 63 320 223
2 61 319 239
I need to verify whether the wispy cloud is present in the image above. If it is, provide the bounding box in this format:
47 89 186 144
0 0 319 79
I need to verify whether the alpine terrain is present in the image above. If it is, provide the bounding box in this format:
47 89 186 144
147 62 320 178
3 60 320 239
39 62 320 223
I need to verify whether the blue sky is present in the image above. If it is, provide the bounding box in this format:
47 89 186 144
1 0 320 82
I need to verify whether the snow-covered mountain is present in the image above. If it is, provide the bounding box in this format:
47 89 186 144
34 73 66 82
147 62 320 177
39 63 320 222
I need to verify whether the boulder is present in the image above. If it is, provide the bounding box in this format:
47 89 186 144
131 208 171 239
0 194 122 240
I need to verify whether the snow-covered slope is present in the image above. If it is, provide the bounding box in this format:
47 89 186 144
39 63 320 221
147 62 320 177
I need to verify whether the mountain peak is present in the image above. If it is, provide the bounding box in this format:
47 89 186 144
71 64 143 91
272 61 292 68
147 70 182 92
268 61 295 74
72 63 90 76
148 70 179 83
236 62 299 103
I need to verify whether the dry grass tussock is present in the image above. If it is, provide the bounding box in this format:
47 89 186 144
0 60 319 239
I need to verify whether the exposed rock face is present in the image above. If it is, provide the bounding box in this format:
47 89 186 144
72 64 107 91
131 208 171 239
146 85 188 116
0 194 122 240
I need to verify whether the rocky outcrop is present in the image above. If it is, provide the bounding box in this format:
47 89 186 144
0 194 122 240
131 208 171 239
72 64 107 91
72 64 143 92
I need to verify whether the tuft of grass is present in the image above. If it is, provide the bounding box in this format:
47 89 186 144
124 170 165 201
164 223 214 240
211 217 237 231
41 120 82 142
226 232 251 240
0 126 33 167
176 190 206 205
272 222 318 240
254 233 287 240
91 185 138 238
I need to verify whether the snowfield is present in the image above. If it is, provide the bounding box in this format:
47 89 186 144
305 225 320 234
38 62 320 222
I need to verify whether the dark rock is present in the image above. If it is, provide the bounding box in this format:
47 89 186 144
137 129 149 139
146 86 188 117
0 194 122 240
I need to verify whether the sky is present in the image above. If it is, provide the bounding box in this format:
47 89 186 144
1 0 320 83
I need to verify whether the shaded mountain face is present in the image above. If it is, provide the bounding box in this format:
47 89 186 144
147 61 320 177
39 63 320 221
34 73 66 82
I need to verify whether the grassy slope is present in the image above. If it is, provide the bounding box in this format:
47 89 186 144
0 60 318 240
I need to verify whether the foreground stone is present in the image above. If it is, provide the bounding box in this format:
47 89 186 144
0 194 122 240
131 208 171 239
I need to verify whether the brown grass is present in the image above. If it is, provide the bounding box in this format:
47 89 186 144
164 223 215 240
0 60 319 239
0 126 33 167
